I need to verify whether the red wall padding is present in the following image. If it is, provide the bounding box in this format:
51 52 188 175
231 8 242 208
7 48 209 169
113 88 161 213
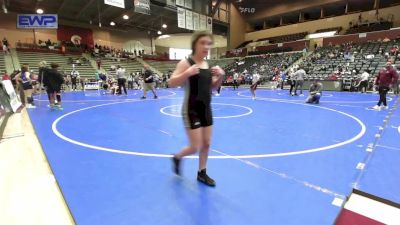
57 25 94 47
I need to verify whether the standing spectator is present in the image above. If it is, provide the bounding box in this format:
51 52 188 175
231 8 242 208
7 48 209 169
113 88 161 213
358 70 370 93
293 67 306 96
128 73 134 89
306 80 323 104
280 70 286 90
116 65 127 95
141 65 158 99
394 65 400 95
135 72 141 90
233 72 239 90
372 62 398 110
70 69 79 91
288 72 296 95
96 58 102 70
14 65 36 108
61 44 66 55
250 71 260 100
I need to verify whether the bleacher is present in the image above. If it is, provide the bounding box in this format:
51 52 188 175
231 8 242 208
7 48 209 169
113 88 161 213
315 27 342 33
0 53 6 73
17 51 96 79
144 60 177 74
345 22 392 34
258 32 308 44
302 40 400 81
225 52 302 79
101 58 144 75
208 58 236 68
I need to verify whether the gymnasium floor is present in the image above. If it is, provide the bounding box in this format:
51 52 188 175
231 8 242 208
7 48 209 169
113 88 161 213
28 88 399 225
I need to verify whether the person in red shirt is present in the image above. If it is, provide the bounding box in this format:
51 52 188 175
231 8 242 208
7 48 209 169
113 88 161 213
2 70 10 80
373 62 398 110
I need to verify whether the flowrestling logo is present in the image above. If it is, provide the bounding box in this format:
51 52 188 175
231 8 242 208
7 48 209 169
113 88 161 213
17 14 58 29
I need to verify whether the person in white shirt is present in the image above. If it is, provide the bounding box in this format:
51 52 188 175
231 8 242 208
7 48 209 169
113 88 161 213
233 72 239 90
358 70 369 93
250 72 261 100
116 65 127 95
293 67 306 96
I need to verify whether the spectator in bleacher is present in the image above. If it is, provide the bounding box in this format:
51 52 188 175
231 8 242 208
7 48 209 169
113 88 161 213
2 70 10 80
45 39 51 47
44 63 64 110
14 65 36 108
306 80 323 104
358 70 370 93
141 65 158 99
2 43 8 55
2 37 8 47
116 65 127 95
390 45 399 56
293 66 306 96
70 69 79 91
61 44 66 56
373 62 398 110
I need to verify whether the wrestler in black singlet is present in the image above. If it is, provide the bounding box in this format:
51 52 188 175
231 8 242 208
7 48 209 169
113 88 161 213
182 57 213 129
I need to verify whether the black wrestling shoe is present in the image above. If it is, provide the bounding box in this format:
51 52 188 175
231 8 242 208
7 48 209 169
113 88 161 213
172 155 181 175
140 96 146 99
154 95 158 99
197 169 216 187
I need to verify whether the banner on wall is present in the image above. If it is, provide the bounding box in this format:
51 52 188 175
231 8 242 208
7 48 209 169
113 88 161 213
176 0 184 7
104 0 125 8
177 7 186 28
192 12 199 31
206 16 212 32
226 48 247 58
17 14 58 29
184 0 192 9
199 14 206 30
185 10 193 30
134 0 150 15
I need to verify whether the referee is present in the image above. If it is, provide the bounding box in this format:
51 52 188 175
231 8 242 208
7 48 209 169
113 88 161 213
141 64 158 99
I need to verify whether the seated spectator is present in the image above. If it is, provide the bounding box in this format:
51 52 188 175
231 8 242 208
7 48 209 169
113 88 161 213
328 73 338 81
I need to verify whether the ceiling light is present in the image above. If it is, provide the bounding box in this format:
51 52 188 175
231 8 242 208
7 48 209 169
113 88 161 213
157 30 162 35
123 15 129 20
162 24 167 28
110 21 116 26
36 8 44 14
